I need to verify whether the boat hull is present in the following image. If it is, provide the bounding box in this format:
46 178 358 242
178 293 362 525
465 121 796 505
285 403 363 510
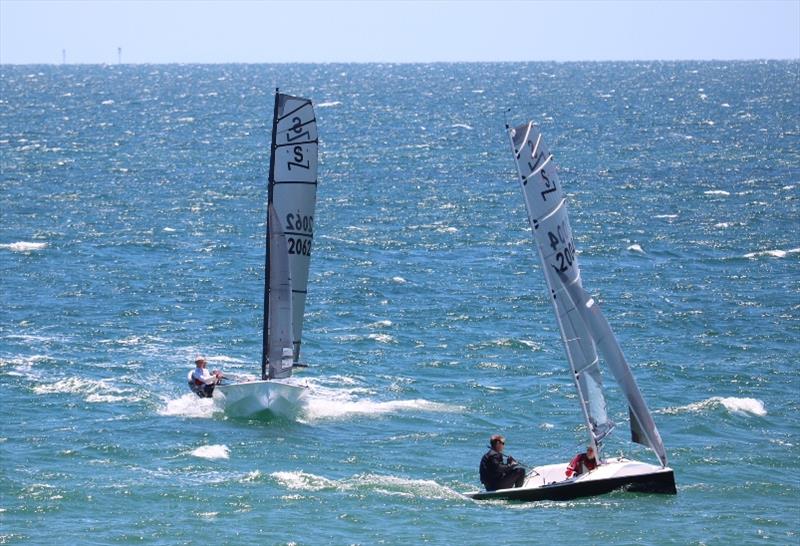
464 458 676 502
214 379 308 418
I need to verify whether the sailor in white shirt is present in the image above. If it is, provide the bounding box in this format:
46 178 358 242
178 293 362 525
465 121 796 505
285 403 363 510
189 356 224 397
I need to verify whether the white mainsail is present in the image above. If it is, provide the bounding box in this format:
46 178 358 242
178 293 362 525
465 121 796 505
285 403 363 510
263 90 318 378
266 203 294 380
508 121 666 466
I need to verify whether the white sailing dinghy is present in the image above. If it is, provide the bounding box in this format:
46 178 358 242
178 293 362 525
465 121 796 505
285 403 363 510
465 122 676 502
213 90 318 417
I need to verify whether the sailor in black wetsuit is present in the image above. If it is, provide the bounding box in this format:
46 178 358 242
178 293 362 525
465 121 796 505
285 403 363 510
479 434 526 491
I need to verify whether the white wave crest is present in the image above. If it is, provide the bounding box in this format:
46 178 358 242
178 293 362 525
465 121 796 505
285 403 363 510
317 101 341 108
392 276 407 284
33 376 142 402
272 470 339 491
300 383 462 422
451 123 473 130
663 396 766 417
271 471 463 500
190 444 229 460
627 244 645 254
743 247 800 259
1 241 47 252
158 393 219 418
704 190 730 196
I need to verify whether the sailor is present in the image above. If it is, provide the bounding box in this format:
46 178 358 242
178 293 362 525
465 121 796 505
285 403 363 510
189 356 224 398
479 434 526 491
565 445 599 477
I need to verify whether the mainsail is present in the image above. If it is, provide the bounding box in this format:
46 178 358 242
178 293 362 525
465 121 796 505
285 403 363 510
266 204 294 379
508 121 667 466
263 90 319 379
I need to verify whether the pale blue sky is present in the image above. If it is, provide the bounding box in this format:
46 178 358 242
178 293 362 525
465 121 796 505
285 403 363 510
1 0 798 64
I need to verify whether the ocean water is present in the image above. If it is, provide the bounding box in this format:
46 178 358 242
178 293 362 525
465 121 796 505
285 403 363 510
1 61 798 544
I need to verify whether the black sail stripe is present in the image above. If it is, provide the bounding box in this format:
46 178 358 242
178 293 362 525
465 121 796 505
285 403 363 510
275 139 318 148
277 99 312 121
276 118 317 132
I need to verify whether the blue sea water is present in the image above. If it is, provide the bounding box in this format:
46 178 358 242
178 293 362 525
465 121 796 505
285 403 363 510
1 61 798 544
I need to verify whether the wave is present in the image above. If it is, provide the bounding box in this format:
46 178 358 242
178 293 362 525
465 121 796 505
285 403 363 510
271 470 463 500
743 247 800 259
627 244 645 254
0 241 47 252
299 382 462 422
33 376 143 403
704 190 730 196
317 101 341 108
158 393 219 419
661 396 767 417
189 444 229 460
451 123 473 130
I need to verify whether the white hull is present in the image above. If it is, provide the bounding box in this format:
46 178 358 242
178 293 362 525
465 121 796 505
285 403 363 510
214 378 308 418
465 457 676 501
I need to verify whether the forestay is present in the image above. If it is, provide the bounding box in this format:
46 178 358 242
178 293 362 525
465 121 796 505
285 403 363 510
268 92 319 365
507 121 667 466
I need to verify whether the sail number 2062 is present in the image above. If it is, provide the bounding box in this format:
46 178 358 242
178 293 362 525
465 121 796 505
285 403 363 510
548 220 576 274
286 213 313 256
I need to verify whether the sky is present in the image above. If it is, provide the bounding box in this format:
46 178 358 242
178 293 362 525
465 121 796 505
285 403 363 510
0 0 798 64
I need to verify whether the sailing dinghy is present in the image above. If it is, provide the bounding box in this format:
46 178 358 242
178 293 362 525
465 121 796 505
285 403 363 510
213 90 318 417
465 122 676 502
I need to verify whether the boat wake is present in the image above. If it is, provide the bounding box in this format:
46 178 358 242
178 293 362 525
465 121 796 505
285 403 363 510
271 470 464 500
299 379 463 423
158 393 220 419
661 396 767 417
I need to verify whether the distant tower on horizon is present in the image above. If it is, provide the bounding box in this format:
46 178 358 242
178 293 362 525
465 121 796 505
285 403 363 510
62 49 66 65
118 47 122 64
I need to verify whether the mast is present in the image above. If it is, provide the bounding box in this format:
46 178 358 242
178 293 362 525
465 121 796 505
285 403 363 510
262 88 280 380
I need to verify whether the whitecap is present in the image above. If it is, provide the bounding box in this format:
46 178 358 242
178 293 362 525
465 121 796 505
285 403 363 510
704 190 730 196
0 241 47 252
451 123 473 130
271 471 462 500
158 393 218 418
654 214 678 219
163 227 176 232
367 333 396 344
662 396 766 417
743 247 800 259
190 444 229 460
299 384 462 422
101 99 115 105
368 319 392 328
392 276 407 284
317 101 341 108
271 470 338 491
627 244 645 254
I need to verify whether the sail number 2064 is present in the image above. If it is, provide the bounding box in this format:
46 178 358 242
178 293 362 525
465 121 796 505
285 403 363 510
548 220 576 274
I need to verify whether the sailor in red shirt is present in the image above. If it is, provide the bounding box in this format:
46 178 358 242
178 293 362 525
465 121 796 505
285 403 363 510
566 445 599 478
